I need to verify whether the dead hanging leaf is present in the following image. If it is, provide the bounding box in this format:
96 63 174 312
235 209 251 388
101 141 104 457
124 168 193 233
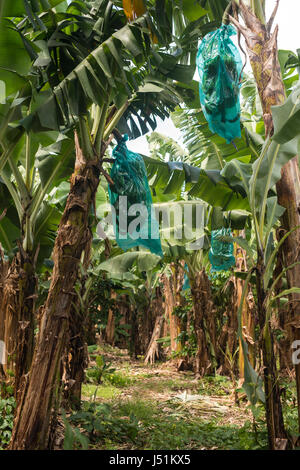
122 0 146 21
242 326 255 345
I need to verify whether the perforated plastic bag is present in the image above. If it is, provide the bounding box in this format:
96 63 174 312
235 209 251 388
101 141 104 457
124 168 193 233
183 264 190 291
209 227 235 272
197 24 243 144
108 135 163 256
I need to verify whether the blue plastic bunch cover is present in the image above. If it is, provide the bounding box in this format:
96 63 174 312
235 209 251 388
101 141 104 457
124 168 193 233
108 135 163 256
209 227 235 272
183 264 191 291
197 24 243 143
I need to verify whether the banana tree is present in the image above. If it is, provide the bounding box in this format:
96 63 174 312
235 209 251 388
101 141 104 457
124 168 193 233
228 0 300 440
8 0 213 449
0 1 76 392
221 81 300 448
148 68 299 445
144 130 254 374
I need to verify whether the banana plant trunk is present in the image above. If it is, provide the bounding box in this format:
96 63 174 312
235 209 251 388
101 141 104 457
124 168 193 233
162 273 176 353
144 314 164 364
105 291 116 345
276 160 300 431
190 269 215 378
218 278 238 374
63 243 91 410
274 232 295 372
63 303 89 410
0 248 9 380
170 262 185 357
231 0 300 442
1 247 36 397
162 264 184 359
256 254 286 449
144 286 165 364
235 241 255 377
9 133 100 449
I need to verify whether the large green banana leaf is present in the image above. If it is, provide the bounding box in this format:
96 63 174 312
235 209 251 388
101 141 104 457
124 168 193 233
144 155 250 211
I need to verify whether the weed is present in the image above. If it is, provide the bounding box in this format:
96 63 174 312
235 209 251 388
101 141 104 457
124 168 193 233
0 396 15 449
63 402 141 450
85 355 116 385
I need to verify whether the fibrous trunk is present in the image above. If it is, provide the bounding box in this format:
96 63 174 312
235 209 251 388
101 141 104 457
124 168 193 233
191 269 215 378
235 241 255 377
63 244 91 410
9 134 100 450
144 286 164 364
162 264 184 359
276 159 300 431
144 315 164 365
105 291 116 345
1 247 36 398
63 305 89 410
273 237 294 372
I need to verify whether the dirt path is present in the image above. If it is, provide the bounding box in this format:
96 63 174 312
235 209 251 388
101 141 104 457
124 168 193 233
81 345 257 450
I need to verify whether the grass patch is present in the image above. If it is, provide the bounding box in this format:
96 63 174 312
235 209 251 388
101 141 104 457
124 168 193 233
97 398 267 450
104 371 135 388
82 384 121 400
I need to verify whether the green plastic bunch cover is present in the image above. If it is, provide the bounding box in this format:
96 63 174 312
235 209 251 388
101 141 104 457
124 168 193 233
108 135 163 256
209 228 235 272
197 24 243 144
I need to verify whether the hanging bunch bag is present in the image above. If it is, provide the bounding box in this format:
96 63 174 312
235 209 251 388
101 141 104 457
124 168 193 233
209 227 235 272
197 24 243 144
182 263 190 291
108 135 163 257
